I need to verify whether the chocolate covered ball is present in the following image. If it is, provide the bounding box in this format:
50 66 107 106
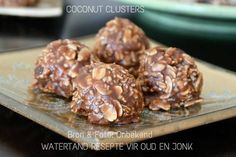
71 63 144 125
34 39 91 98
93 17 149 76
0 0 39 6
138 46 203 111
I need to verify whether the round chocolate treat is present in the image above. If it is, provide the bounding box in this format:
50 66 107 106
34 39 91 98
138 46 203 111
71 63 144 125
0 0 39 6
93 17 149 76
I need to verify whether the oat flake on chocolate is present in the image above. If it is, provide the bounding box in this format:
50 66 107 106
93 17 149 76
71 63 144 125
34 39 91 98
138 46 203 111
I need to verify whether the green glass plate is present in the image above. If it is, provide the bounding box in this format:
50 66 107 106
120 0 236 19
135 10 236 41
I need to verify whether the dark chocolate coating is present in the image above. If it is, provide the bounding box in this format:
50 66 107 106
71 63 144 125
138 46 203 111
34 39 91 98
0 0 39 6
93 17 149 76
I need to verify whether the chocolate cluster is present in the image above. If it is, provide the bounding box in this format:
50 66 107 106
0 0 39 6
33 17 204 125
138 46 203 111
93 17 149 76
34 39 91 98
71 63 144 125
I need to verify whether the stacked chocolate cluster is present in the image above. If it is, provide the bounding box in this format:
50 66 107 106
33 17 203 125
